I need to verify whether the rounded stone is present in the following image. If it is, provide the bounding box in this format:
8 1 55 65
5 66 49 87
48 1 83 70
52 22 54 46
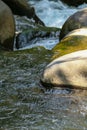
41 50 87 89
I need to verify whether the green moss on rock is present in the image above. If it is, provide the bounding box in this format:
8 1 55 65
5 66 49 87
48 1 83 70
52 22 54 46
0 46 53 87
52 35 87 59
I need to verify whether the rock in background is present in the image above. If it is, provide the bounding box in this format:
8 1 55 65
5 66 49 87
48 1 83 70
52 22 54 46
60 0 87 7
2 0 44 26
59 8 87 41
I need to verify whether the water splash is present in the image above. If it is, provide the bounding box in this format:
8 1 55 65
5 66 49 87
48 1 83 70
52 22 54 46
29 0 87 28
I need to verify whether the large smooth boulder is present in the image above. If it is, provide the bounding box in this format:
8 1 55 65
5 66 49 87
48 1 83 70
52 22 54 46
41 50 87 89
59 8 87 41
2 0 44 26
0 0 15 50
60 0 87 7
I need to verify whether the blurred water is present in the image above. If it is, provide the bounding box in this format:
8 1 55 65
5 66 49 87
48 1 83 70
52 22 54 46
29 0 87 28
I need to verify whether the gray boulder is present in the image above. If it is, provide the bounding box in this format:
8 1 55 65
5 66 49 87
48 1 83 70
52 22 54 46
0 0 15 50
41 50 87 89
59 8 87 41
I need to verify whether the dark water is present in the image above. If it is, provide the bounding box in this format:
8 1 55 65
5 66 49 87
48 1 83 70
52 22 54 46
1 0 87 130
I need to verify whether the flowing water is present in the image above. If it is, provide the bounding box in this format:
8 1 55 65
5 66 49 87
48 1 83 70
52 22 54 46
29 0 87 28
1 0 87 130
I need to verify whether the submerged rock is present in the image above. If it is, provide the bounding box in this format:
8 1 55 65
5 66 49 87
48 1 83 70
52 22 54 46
59 8 87 41
0 46 52 88
15 16 60 49
0 0 15 50
41 50 87 89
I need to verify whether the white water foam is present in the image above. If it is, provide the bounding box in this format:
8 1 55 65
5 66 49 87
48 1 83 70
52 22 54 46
29 0 87 28
18 37 59 50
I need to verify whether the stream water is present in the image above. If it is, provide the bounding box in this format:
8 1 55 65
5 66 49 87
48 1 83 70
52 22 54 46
0 0 87 130
27 0 87 50
29 0 87 28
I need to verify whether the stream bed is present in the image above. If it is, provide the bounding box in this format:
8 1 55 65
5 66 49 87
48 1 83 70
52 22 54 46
0 0 87 130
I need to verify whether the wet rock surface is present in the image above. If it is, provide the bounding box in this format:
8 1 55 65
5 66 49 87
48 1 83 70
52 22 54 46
15 16 59 49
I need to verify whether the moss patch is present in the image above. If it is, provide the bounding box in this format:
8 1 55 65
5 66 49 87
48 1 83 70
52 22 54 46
52 35 87 59
0 46 53 88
